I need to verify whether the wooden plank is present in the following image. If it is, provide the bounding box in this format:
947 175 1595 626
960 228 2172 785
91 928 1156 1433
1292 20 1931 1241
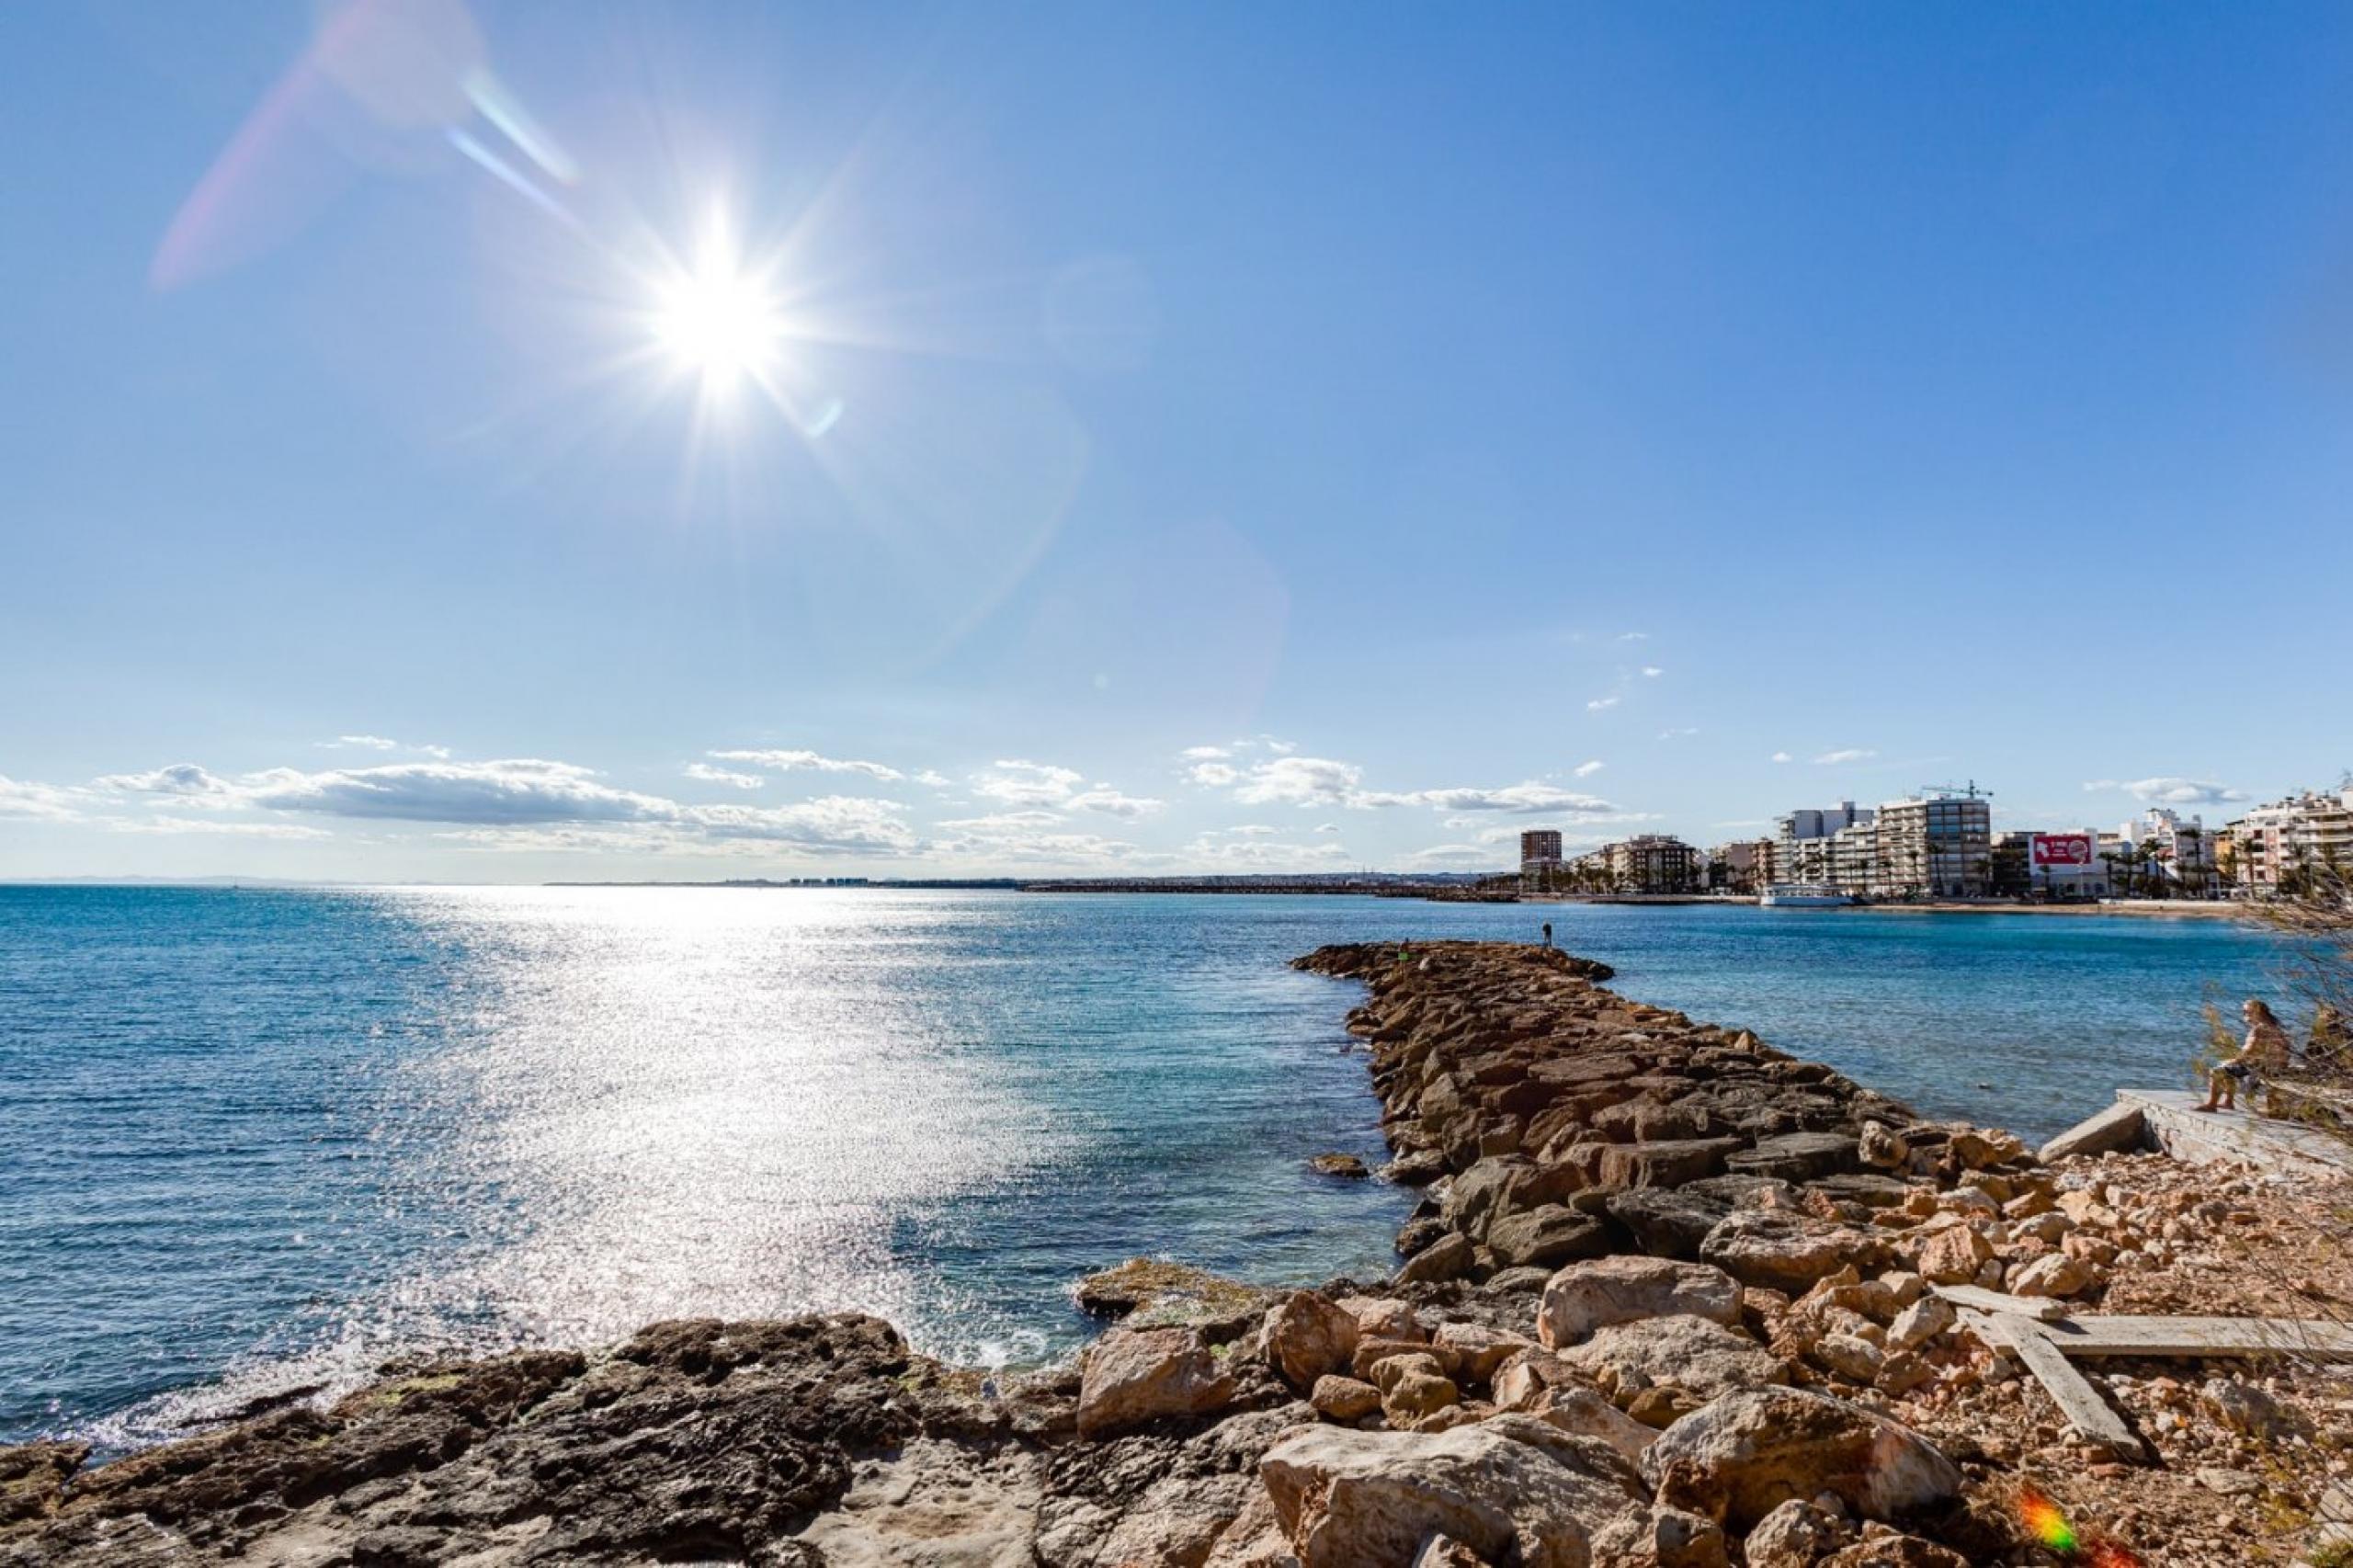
1969 1312 2145 1460
1930 1283 2067 1322
2040 1315 2353 1360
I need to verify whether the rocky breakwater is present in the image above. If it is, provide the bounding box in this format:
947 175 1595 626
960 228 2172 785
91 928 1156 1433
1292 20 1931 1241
6 939 2289 1566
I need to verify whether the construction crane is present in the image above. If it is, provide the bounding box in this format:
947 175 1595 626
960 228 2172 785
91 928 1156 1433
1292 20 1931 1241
1920 778 1995 800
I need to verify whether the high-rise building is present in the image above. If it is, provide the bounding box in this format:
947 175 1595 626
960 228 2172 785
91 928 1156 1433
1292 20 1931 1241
1519 828 1563 870
1875 792 1994 898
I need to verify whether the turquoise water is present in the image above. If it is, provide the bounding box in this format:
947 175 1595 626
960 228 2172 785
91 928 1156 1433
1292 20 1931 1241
0 886 2281 1449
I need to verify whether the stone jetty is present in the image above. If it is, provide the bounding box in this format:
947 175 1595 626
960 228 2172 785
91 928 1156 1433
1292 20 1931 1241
6 941 2347 1566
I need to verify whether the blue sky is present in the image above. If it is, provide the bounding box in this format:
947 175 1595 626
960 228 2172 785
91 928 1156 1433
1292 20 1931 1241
3 1 2348 881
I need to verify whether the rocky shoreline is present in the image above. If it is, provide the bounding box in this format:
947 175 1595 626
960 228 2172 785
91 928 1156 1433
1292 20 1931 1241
4 940 2346 1566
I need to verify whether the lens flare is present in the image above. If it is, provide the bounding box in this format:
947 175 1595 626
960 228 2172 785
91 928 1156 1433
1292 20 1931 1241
2018 1487 2079 1553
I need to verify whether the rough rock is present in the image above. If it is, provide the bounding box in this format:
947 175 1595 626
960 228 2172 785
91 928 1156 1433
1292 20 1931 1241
1818 1533 1968 1567
2007 1252 2094 1299
1641 1387 1961 1528
1537 1256 1742 1347
1558 1315 1786 1404
1744 1497 1847 1567
1485 1206 1613 1269
1883 1295 1953 1353
1309 1152 1370 1178
1396 1233 1476 1284
1310 1375 1381 1423
1258 1423 1645 1568
1259 1291 1360 1390
1912 1225 1991 1286
1727 1131 1859 1183
1699 1210 1876 1294
1602 1187 1731 1260
1077 1326 1238 1437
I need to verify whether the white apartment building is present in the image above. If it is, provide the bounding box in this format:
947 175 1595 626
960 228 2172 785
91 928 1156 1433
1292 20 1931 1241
2227 788 2353 892
1874 792 1994 898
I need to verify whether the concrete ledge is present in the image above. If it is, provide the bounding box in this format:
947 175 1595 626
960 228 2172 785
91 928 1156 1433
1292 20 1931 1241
2118 1088 2353 1180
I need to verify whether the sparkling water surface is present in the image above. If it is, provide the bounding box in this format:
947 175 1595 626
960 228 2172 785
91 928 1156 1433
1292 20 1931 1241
0 885 2281 1449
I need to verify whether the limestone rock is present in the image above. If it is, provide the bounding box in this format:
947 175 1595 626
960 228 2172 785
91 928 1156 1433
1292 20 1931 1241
1641 1387 1961 1528
1604 1187 1732 1260
1744 1497 1847 1567
1337 1297 1425 1342
1258 1423 1646 1568
1858 1121 1909 1170
2008 1252 2095 1300
1558 1315 1786 1404
1590 1504 1730 1568
1312 1375 1382 1423
1883 1295 1953 1353
1260 1291 1361 1391
1311 1152 1370 1178
1485 1206 1612 1269
1699 1210 1875 1294
1397 1232 1476 1285
1538 1256 1743 1348
1912 1225 1991 1286
1076 1326 1238 1437
1818 1532 1968 1567
1433 1322 1533 1382
1727 1131 1859 1183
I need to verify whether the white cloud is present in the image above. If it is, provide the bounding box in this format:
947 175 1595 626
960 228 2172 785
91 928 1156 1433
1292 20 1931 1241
970 759 1085 806
1586 696 1620 712
1067 788 1165 819
1812 748 1877 766
1228 756 1367 808
1396 783 1618 816
1313 822 1340 834
1617 631 1649 642
0 776 89 822
1642 666 1664 678
320 735 448 758
1657 727 1699 740
2081 777 2250 806
1183 835 1349 869
710 748 905 782
683 763 765 790
1179 745 1232 761
1771 751 1793 764
95 763 234 798
1260 736 1299 755
912 769 951 789
243 758 678 825
1224 824 1279 836
1185 762 1242 787
1573 760 1605 778
683 796 917 854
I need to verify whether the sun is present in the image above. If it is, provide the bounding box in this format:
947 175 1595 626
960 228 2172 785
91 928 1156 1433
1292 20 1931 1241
650 237 783 392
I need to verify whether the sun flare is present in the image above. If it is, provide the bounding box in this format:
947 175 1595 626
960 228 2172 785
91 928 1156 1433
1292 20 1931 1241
651 242 783 391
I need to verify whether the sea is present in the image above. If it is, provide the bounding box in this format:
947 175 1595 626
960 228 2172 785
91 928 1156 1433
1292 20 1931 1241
0 884 2288 1450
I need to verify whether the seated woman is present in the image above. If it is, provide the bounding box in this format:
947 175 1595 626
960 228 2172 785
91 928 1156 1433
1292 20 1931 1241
2200 998 2292 1112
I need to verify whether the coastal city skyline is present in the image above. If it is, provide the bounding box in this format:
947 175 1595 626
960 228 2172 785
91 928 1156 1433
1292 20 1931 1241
6 2 2352 881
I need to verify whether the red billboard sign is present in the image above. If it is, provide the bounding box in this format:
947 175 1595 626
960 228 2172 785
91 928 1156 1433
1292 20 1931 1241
2031 833 2095 868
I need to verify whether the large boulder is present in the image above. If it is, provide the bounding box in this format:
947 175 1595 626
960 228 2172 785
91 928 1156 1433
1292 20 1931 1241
1604 1188 1732 1260
1486 1206 1613 1269
1260 1424 1644 1568
1699 1210 1877 1293
1076 1326 1237 1437
1558 1315 1785 1404
1726 1131 1860 1183
1260 1292 1361 1390
1596 1137 1744 1189
1538 1257 1742 1348
1641 1388 1961 1528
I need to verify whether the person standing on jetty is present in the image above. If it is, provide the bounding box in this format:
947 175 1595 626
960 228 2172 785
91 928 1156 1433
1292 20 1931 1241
1541 922 1553 949
2200 998 2292 1112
